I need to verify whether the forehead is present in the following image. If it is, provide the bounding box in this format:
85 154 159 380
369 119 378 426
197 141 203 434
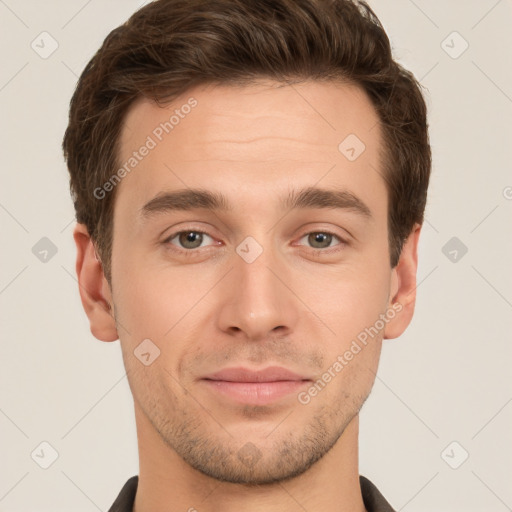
120 79 380 151
114 80 386 221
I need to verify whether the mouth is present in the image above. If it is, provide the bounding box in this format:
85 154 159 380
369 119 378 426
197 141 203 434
200 366 312 405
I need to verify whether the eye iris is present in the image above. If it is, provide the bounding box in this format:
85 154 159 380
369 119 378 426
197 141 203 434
179 231 203 249
175 232 334 250
309 232 332 249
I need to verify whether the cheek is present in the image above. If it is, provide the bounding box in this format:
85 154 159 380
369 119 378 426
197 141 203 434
305 268 389 400
295 258 391 343
111 267 190 401
112 250 222 351
111 223 392 353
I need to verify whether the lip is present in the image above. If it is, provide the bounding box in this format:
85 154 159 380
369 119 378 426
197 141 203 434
202 366 309 383
200 366 311 405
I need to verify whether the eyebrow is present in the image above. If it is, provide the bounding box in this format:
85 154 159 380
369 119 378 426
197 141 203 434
140 186 373 220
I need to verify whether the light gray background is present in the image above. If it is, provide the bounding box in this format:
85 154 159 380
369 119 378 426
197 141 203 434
1 0 511 510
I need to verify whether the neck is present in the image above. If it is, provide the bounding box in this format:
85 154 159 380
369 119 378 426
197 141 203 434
133 403 366 512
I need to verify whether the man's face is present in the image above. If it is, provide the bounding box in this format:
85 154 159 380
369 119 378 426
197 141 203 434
110 80 395 484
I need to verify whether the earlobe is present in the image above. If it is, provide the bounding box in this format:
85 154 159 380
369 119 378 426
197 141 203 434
73 223 119 342
383 223 422 340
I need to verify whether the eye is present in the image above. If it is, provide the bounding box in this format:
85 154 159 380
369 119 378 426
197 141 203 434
163 229 346 255
297 231 345 251
165 230 215 250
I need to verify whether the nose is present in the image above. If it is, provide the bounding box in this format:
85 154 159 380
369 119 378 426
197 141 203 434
216 241 299 342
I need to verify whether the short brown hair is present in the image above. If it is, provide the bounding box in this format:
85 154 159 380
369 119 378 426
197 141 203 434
63 0 431 283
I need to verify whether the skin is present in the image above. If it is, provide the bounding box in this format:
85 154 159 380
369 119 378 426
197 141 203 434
74 80 421 512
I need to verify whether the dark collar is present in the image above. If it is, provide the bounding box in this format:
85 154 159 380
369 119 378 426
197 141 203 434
108 474 395 512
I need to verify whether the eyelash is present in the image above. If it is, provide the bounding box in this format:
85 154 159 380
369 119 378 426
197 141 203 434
163 228 347 256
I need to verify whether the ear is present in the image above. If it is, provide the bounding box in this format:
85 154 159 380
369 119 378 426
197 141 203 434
73 223 118 342
383 223 422 340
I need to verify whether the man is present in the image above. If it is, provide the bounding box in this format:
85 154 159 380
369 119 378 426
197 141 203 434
62 0 431 510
